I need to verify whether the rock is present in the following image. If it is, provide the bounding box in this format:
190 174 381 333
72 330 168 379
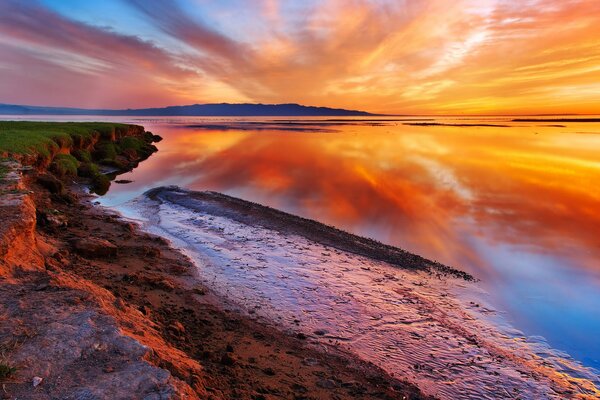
262 367 275 376
73 237 118 258
32 376 43 387
134 273 175 291
140 245 161 258
192 286 206 295
37 209 68 230
37 174 64 194
168 321 186 336
316 378 337 389
220 353 235 366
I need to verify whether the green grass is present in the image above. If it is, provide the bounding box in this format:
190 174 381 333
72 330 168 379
72 149 92 163
94 142 118 160
0 121 131 157
52 154 80 177
0 121 154 196
77 162 100 177
0 362 16 380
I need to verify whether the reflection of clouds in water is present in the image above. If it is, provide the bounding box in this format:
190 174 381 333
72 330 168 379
97 117 600 371
116 122 600 281
408 155 474 201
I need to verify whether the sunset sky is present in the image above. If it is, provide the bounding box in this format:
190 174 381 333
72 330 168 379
1 0 599 114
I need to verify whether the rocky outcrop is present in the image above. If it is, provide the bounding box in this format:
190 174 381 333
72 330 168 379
0 160 43 275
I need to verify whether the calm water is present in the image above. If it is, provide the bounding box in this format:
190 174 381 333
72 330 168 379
6 115 600 371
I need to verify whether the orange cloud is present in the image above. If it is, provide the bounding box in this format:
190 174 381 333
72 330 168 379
1 0 600 113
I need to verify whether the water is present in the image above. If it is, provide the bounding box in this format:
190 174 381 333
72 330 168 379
128 187 598 399
4 115 600 374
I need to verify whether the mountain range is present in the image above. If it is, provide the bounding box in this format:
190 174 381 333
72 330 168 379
0 103 376 117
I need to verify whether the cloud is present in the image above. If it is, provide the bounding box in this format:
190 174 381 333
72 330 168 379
1 0 599 113
0 0 245 107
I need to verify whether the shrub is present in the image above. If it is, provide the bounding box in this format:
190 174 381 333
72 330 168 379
91 173 110 195
77 162 99 177
51 154 80 177
119 136 155 159
72 149 92 163
99 158 128 170
93 143 118 160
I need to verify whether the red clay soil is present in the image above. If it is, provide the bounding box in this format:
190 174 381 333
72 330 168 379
0 171 434 400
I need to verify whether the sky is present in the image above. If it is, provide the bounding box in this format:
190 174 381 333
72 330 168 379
0 0 599 114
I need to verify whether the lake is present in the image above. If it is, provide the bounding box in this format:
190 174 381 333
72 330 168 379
6 115 600 373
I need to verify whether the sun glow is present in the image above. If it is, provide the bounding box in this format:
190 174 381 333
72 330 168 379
0 0 599 113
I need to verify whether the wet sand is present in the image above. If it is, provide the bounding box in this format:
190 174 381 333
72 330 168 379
8 178 430 399
122 186 600 399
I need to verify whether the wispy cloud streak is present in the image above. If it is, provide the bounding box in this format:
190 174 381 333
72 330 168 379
0 0 599 113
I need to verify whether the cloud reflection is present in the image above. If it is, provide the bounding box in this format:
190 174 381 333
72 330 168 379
109 120 599 283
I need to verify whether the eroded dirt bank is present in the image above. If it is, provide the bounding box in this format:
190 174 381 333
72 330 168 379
0 166 430 397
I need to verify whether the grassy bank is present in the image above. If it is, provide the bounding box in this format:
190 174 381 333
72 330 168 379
0 121 159 194
0 122 129 156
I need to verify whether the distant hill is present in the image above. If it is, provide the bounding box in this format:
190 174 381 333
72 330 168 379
0 103 376 117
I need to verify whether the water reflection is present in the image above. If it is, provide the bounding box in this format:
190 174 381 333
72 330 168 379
98 117 600 370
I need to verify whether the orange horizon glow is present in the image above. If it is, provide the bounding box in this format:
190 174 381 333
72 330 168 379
1 0 600 114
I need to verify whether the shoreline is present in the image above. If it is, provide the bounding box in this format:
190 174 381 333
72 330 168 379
127 185 600 399
1 122 598 399
0 161 430 398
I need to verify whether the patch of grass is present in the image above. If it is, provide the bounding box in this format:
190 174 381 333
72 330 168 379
91 172 111 195
77 162 100 177
0 121 133 157
51 154 80 177
72 149 92 163
0 362 16 380
119 136 156 159
94 142 119 160
0 342 17 381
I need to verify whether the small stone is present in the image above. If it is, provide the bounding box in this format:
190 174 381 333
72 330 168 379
73 237 118 258
36 174 63 194
193 288 206 296
168 321 186 336
220 353 235 366
316 379 337 389
32 376 43 387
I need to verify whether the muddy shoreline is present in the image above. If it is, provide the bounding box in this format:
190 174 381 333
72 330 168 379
145 187 473 281
130 186 600 399
0 168 431 399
